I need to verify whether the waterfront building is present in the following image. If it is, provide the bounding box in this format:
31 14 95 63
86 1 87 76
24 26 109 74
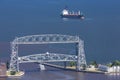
98 64 120 73
98 64 108 72
0 63 7 77
108 66 120 73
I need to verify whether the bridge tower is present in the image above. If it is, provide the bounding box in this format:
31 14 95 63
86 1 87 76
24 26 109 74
76 40 87 71
9 41 19 72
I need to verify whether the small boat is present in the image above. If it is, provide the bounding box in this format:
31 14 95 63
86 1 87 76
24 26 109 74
60 9 85 19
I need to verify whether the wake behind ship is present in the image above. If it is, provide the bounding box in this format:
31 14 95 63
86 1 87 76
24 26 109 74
60 9 85 19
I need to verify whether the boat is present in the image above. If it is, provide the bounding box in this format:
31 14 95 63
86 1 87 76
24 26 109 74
60 9 85 19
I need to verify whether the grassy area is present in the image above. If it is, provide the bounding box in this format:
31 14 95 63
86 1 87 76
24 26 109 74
7 71 24 77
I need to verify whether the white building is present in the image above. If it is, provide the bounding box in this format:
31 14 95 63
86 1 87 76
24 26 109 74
98 64 120 73
98 64 108 72
108 66 120 73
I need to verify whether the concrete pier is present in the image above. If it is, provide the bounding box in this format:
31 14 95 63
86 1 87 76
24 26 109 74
39 64 45 70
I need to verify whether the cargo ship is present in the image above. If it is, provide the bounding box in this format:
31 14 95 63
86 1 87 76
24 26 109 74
60 9 85 19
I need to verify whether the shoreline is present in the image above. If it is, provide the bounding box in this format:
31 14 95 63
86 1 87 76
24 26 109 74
43 63 106 74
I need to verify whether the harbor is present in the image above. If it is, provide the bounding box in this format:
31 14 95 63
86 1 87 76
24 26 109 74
0 0 120 80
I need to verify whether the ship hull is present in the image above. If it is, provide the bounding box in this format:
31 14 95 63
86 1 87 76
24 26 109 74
61 14 85 19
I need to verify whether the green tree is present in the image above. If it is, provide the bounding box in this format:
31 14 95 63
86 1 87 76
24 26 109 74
10 71 16 75
107 63 112 67
69 61 76 67
81 64 86 70
111 60 120 66
6 61 9 70
90 61 98 68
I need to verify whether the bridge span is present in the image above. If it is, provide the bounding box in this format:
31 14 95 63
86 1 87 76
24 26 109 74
18 52 77 63
9 34 87 72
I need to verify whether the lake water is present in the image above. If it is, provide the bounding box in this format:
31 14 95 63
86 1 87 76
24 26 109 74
0 0 120 80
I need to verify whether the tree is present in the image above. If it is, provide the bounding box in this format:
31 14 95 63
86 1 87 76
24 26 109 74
106 63 112 67
111 60 120 66
81 64 86 70
90 61 98 68
10 71 16 75
69 61 76 67
6 61 9 70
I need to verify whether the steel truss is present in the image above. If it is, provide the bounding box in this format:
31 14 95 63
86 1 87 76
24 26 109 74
18 52 77 63
9 34 87 71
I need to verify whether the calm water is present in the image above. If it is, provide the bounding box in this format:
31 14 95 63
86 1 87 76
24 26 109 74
2 63 120 80
0 0 120 80
1 64 120 80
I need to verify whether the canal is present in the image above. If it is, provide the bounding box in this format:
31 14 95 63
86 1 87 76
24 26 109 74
4 63 120 80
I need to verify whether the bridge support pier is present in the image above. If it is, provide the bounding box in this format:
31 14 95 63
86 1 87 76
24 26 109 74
64 62 67 69
39 64 45 70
